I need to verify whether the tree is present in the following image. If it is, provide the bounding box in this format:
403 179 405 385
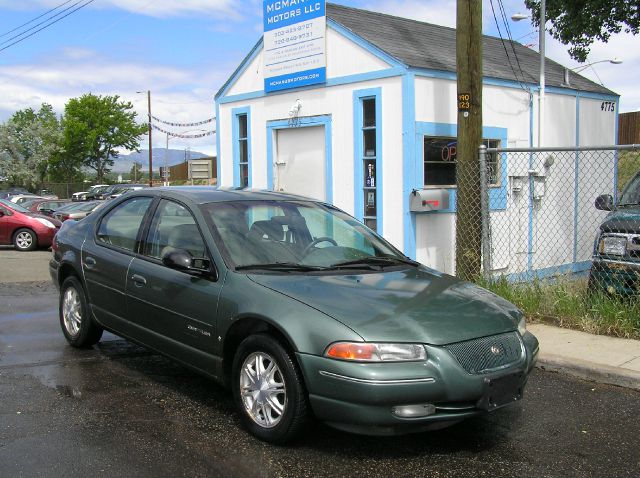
525 0 639 62
61 93 147 183
129 161 144 182
0 103 62 189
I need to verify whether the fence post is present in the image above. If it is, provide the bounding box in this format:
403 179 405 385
479 145 491 278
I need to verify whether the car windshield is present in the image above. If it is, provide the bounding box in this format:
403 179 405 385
201 200 413 271
0 198 29 213
618 174 640 206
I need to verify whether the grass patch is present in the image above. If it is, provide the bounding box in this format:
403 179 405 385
478 276 640 339
617 150 640 194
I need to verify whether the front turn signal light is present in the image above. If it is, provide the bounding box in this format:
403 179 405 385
324 342 427 362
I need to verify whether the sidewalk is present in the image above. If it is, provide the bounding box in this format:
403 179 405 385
528 323 640 391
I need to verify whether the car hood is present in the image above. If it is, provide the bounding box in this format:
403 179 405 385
601 207 640 233
248 267 521 345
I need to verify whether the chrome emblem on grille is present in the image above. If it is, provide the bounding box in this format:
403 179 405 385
490 345 502 355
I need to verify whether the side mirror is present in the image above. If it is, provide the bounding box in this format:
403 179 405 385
161 248 212 277
595 194 614 211
0 210 4 217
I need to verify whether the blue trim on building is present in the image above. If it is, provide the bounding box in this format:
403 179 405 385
353 87 383 234
573 96 581 263
231 106 252 188
218 67 405 105
413 122 508 213
506 261 592 283
527 95 534 272
216 38 263 100
215 100 221 185
265 115 333 202
402 73 417 259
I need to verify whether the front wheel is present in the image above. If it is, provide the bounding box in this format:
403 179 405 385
13 228 37 251
59 276 103 348
232 334 310 444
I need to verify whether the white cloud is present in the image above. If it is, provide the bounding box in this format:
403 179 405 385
0 49 227 155
364 0 457 28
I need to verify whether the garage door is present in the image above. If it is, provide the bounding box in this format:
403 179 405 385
274 126 326 201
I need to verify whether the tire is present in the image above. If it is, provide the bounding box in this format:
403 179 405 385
232 334 310 444
59 276 103 348
13 228 37 251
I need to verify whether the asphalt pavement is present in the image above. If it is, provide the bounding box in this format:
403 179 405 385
1 280 640 478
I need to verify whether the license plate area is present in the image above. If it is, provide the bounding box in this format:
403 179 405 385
477 372 524 411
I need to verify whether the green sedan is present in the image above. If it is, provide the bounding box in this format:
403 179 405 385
50 187 538 443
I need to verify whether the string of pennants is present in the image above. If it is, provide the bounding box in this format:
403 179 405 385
150 114 215 127
151 123 215 138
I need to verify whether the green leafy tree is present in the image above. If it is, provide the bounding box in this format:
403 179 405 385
525 0 639 62
0 103 62 189
61 93 147 183
129 161 144 182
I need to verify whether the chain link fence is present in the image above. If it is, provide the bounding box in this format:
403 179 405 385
473 144 640 297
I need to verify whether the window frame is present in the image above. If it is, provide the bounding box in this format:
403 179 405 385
423 136 502 189
232 107 251 188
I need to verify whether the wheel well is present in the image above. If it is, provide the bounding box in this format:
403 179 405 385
58 263 81 287
222 317 297 384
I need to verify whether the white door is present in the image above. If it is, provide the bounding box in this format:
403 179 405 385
274 126 326 201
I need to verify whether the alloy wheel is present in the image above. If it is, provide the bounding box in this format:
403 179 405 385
240 352 287 428
62 287 82 337
15 231 33 250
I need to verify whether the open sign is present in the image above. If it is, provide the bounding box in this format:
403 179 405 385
441 142 457 162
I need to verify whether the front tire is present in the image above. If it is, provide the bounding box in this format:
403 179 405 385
13 228 37 251
59 276 103 348
232 334 310 444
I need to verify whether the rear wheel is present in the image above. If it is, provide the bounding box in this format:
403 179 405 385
59 276 103 347
232 334 310 444
13 228 37 251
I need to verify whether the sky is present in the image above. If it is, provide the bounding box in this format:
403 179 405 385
0 0 637 158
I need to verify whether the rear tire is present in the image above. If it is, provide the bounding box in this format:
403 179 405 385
232 334 310 444
59 276 103 348
13 228 37 251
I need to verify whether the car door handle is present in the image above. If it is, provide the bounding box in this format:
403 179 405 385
131 274 147 286
84 257 96 269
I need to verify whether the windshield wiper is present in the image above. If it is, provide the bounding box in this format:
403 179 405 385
329 256 420 270
235 262 328 272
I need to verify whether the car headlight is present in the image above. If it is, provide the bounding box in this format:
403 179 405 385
324 342 427 362
598 236 627 256
81 194 87 200
517 316 526 336
34 217 55 228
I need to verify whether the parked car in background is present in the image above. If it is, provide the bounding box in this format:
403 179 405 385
94 184 121 200
25 199 72 217
0 198 61 251
9 194 43 205
110 184 146 198
50 188 538 443
52 200 106 222
71 190 89 202
590 171 640 296
0 187 29 199
37 189 59 199
84 184 110 201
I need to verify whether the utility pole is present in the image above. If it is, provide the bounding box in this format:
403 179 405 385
538 0 545 147
455 0 483 280
146 90 153 187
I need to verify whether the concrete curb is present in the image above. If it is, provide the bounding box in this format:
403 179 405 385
536 353 640 391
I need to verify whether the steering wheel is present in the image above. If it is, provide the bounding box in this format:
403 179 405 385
301 237 338 256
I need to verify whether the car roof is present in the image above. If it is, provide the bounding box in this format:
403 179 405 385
129 187 324 205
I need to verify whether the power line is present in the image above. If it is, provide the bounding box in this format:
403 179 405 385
0 0 96 54
497 0 529 87
488 0 528 92
0 0 74 39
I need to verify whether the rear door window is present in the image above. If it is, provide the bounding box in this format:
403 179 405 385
96 197 153 251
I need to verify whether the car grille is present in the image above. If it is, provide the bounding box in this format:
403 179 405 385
444 332 523 374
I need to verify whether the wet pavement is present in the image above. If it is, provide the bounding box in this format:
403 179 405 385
1 282 639 478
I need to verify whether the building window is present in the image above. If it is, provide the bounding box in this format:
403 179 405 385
237 114 249 187
362 98 377 231
423 137 500 187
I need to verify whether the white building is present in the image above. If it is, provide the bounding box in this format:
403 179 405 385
215 3 618 276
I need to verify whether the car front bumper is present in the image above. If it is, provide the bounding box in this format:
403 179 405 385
297 331 538 435
590 258 640 296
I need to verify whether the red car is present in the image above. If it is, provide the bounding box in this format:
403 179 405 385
0 199 62 251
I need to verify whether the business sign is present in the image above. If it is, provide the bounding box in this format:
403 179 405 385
263 0 326 93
